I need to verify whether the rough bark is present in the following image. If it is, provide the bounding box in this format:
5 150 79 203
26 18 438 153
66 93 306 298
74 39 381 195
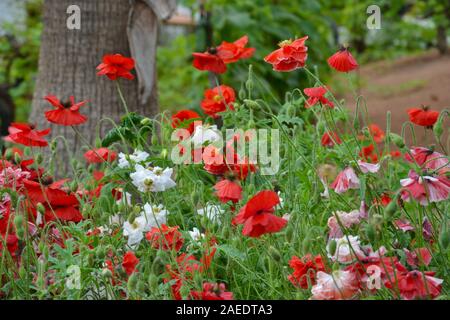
29 0 165 163
437 25 448 55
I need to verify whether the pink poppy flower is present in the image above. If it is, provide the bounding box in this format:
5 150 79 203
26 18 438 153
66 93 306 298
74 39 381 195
405 147 449 173
311 270 359 300
330 167 360 194
400 170 450 205
357 160 380 174
327 210 362 238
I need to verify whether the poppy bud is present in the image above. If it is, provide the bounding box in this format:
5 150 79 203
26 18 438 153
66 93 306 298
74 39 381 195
69 181 78 193
127 212 137 225
50 140 57 151
151 256 165 274
16 228 25 240
14 152 22 164
13 215 24 229
179 284 191 300
371 214 384 230
243 99 259 109
389 133 405 149
302 236 312 253
101 268 113 278
148 274 158 291
327 239 337 256
245 65 254 92
35 153 43 165
95 137 102 149
4 148 13 161
365 223 377 243
221 225 230 238
239 83 246 100
140 117 152 126
285 225 294 242
137 280 146 293
268 246 281 262
190 191 199 205
433 115 444 140
96 246 106 259
384 199 397 219
151 134 159 146
87 253 95 267
23 147 31 157
439 227 450 250
287 104 296 118
127 273 139 292
160 149 168 159
353 117 360 131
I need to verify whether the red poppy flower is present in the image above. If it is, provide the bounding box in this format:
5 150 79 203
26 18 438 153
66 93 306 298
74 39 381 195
233 190 287 237
171 110 201 134
96 54 135 80
408 106 439 127
122 251 139 276
368 124 385 144
264 37 308 72
304 87 334 108
214 179 242 204
231 157 257 181
321 131 341 147
288 254 326 289
390 150 402 158
190 282 233 300
216 35 255 64
385 262 443 300
192 35 254 74
44 95 88 126
203 147 228 176
84 148 117 164
327 47 358 72
192 52 227 74
359 144 378 163
405 247 432 268
6 123 50 147
146 224 184 252
0 234 19 258
201 85 236 118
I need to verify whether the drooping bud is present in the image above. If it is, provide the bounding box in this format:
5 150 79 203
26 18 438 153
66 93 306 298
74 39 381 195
384 198 397 219
268 246 282 262
389 133 405 149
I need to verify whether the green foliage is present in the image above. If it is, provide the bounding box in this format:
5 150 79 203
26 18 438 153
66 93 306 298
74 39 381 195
0 0 42 122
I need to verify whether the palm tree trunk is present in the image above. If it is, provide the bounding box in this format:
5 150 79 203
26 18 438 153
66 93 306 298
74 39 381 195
30 0 159 166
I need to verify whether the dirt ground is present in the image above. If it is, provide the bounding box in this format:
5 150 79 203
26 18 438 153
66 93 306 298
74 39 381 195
341 49 450 149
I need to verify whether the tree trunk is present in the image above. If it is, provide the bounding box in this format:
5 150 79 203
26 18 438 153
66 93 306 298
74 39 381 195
437 25 448 55
29 0 160 163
